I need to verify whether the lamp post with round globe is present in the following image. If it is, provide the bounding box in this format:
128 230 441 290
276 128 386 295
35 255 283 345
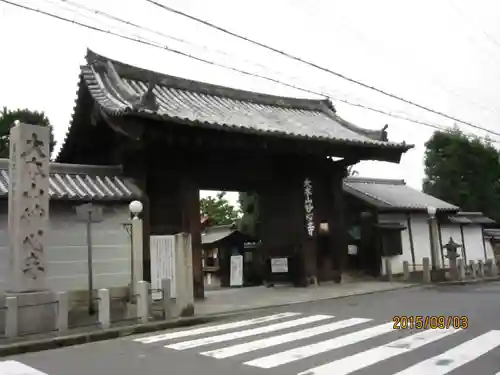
129 200 143 220
128 200 143 297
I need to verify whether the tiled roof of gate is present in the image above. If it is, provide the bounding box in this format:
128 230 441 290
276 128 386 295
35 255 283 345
484 228 500 239
448 212 496 225
0 159 141 201
59 49 412 153
343 177 459 212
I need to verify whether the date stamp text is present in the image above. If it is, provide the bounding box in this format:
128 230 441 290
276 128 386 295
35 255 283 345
393 315 468 330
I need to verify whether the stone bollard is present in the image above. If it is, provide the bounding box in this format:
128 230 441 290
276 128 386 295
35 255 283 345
477 260 485 278
422 257 431 283
137 281 150 324
492 260 499 276
56 292 68 332
469 260 477 279
162 278 173 320
384 258 393 281
5 296 18 338
457 259 465 281
485 259 493 276
402 261 410 281
98 288 110 329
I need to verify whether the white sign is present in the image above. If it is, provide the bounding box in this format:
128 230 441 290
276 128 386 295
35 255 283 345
230 255 243 287
150 235 176 300
348 245 358 255
271 257 288 273
304 178 315 237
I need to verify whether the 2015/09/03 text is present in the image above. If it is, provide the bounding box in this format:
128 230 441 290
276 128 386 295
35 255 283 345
393 316 469 329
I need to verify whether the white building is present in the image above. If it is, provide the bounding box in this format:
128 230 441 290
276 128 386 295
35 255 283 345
0 159 142 292
343 177 496 275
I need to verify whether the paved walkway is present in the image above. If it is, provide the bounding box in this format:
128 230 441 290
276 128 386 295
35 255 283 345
195 280 416 316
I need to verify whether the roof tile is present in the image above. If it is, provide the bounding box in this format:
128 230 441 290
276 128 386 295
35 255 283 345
343 177 459 211
78 50 411 150
0 159 141 201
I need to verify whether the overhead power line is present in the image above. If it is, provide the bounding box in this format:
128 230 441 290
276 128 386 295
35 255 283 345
2 0 498 142
52 0 315 91
144 0 498 136
54 0 500 123
44 0 454 133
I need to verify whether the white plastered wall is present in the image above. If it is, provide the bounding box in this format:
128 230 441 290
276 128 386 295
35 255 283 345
0 200 131 292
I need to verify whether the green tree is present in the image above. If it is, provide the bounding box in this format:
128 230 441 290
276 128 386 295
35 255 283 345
200 191 240 226
423 128 500 221
0 107 56 158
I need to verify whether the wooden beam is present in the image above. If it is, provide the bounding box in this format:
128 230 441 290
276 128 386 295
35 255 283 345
406 213 416 270
180 177 204 300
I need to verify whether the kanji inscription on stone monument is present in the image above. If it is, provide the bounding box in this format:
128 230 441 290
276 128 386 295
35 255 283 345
8 123 50 292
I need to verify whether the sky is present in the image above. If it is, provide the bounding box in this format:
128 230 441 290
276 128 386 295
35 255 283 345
1 0 500 208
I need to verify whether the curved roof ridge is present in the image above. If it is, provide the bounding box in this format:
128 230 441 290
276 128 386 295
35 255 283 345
0 158 123 176
86 49 330 112
344 176 406 185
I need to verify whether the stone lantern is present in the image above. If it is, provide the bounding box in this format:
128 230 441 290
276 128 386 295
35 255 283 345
443 237 462 279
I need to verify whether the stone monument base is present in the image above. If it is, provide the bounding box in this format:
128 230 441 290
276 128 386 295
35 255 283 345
6 290 57 335
430 269 448 282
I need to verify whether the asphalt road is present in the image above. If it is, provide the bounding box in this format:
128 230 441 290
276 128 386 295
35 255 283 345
3 282 500 375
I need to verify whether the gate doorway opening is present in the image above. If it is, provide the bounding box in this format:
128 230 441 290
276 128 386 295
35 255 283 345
200 190 262 289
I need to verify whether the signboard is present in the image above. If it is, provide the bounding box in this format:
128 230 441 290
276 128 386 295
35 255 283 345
348 245 358 255
271 257 288 273
150 235 176 300
304 178 315 237
229 255 243 287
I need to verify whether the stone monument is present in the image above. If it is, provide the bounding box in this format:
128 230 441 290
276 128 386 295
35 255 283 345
7 122 55 334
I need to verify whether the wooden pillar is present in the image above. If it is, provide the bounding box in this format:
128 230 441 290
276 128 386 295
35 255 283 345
180 178 204 299
258 176 311 286
327 166 348 282
121 145 151 282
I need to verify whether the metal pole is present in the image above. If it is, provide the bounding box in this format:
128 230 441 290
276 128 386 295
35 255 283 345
87 211 95 315
428 217 437 270
130 221 135 299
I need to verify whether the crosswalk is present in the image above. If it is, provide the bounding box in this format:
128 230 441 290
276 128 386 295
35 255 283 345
0 360 48 374
133 312 500 374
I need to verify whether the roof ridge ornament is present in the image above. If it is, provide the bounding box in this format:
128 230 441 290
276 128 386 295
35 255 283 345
99 59 159 112
381 124 389 141
132 81 159 112
105 61 141 104
319 101 389 142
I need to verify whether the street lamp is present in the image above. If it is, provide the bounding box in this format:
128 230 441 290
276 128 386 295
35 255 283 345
129 200 143 220
427 205 437 218
125 200 143 300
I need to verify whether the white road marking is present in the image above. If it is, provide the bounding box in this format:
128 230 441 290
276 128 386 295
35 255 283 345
245 321 395 369
0 360 48 375
393 330 500 375
134 312 300 343
297 327 460 375
201 317 371 359
166 314 333 350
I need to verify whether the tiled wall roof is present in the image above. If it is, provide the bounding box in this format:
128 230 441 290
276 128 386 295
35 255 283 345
0 159 141 201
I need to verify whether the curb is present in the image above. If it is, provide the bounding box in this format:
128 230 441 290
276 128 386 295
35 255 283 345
0 283 419 357
432 276 500 286
195 283 421 319
0 316 218 358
